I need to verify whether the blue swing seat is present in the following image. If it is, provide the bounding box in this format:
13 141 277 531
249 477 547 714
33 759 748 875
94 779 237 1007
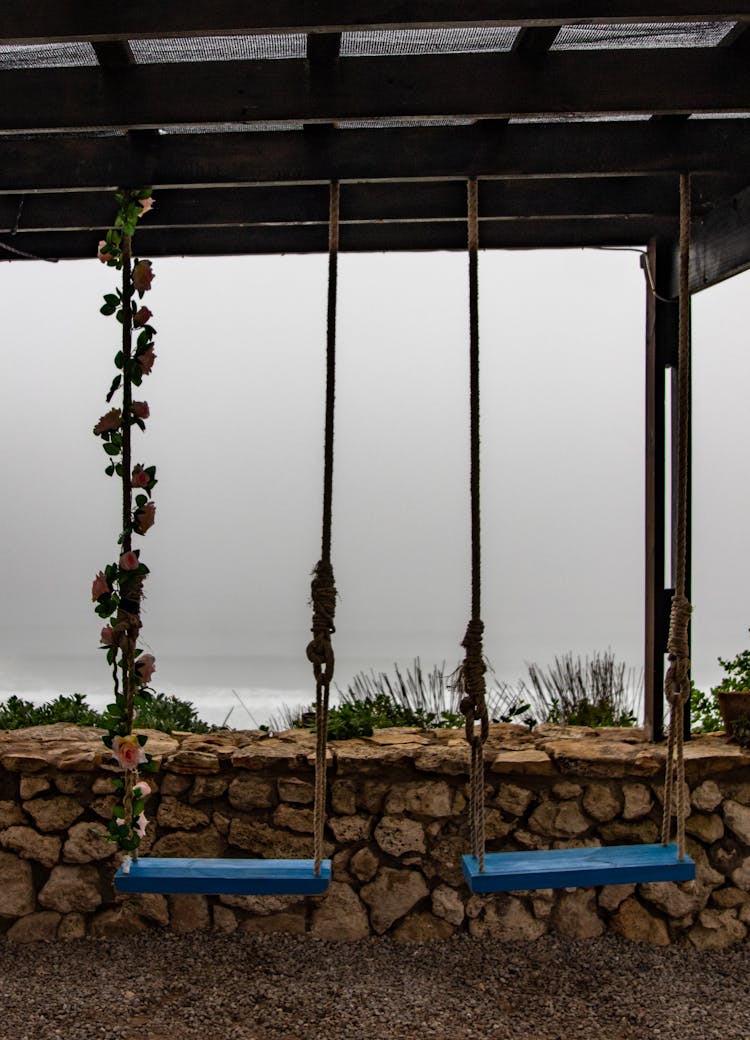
114 857 332 896
462 843 694 893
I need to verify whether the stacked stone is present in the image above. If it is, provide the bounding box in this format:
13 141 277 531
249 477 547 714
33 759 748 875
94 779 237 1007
0 722 749 945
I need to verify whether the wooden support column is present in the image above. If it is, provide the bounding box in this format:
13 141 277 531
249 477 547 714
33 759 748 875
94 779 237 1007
645 232 692 741
644 238 676 741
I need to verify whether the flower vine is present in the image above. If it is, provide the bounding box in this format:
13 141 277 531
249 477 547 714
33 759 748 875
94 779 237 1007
91 189 158 860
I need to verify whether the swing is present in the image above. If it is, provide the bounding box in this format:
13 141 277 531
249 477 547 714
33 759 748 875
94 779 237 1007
115 184 343 896
457 176 696 894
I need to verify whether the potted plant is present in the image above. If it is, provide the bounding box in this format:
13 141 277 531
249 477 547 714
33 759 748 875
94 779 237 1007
712 631 750 746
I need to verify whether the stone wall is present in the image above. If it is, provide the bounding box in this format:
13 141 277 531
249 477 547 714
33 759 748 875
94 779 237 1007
1 722 749 946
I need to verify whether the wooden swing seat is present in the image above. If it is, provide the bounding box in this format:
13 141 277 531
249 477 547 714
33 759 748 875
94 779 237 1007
114 857 332 896
462 842 694 893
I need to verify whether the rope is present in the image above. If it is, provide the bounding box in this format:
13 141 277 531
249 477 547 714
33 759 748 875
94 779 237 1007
661 173 693 860
307 181 339 876
459 178 490 870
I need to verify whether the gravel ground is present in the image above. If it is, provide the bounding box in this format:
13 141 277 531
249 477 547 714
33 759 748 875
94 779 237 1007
1 932 749 1040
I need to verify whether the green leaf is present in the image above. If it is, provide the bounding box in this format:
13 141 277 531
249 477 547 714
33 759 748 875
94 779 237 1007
136 733 148 746
104 463 115 477
103 443 121 456
135 494 147 508
105 375 122 403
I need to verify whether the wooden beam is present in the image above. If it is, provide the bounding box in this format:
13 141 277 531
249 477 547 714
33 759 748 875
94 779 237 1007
1 121 749 194
0 178 690 233
1 51 749 133
670 182 750 292
0 215 676 262
2 3 746 43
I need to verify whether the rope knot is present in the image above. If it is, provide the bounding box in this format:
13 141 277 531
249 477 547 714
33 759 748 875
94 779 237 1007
458 618 489 745
665 593 692 706
306 559 336 684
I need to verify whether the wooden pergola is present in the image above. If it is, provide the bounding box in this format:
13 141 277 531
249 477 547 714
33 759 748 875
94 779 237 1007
3 3 750 738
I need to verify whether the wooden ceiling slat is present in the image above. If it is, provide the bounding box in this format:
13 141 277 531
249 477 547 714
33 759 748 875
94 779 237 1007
1 3 746 43
1 51 748 133
2 122 748 194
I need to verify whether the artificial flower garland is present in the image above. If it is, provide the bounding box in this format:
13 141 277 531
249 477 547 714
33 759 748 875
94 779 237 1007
91 189 158 864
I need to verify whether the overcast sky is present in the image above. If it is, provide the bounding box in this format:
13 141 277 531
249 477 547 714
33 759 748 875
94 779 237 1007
0 245 748 713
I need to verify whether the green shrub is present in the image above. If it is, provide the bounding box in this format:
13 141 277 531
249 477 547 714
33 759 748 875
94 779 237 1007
0 691 213 733
524 651 640 728
132 692 212 733
690 681 723 733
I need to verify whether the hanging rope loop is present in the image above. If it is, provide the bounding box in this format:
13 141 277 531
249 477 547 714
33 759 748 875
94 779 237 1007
459 618 489 745
306 559 337 684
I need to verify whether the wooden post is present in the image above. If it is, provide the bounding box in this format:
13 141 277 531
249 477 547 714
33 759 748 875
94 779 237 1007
644 238 678 741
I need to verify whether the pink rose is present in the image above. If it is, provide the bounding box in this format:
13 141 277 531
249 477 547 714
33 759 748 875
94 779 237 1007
119 551 139 571
138 197 154 216
131 401 150 420
137 346 156 375
100 625 115 647
91 571 109 601
135 653 156 684
97 240 114 263
132 260 154 295
132 464 150 488
133 306 152 328
133 781 151 800
93 408 121 436
112 734 147 771
135 501 156 535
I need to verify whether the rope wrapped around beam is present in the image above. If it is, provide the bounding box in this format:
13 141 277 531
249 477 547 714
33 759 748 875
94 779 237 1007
306 181 339 877
661 173 693 861
459 178 490 870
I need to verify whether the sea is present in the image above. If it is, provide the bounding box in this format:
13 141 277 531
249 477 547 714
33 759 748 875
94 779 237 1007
0 651 425 730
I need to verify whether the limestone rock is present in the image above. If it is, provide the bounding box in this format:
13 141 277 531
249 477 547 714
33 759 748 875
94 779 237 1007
598 819 659 844
528 799 590 839
272 804 314 834
685 812 724 844
729 781 750 805
0 723 107 773
683 741 750 778
311 881 370 941
23 795 83 833
350 846 380 882
63 822 115 863
723 800 750 845
57 913 87 940
622 784 652 821
492 783 534 818
213 905 238 933
332 849 352 882
731 857 750 890
6 911 62 942
213 812 231 836
431 884 465 926
240 911 306 934
327 814 372 844
233 737 318 772
553 781 582 800
598 884 635 912
639 881 696 918
543 739 661 778
689 908 746 949
90 796 117 820
156 798 210 831
491 750 555 776
189 776 229 802
530 889 555 920
19 776 50 799
228 819 321 859
710 838 745 877
358 780 389 814
39 864 102 913
0 800 26 827
0 852 35 917
329 780 356 814
169 893 210 933
219 893 302 914
1 825 61 869
394 911 455 942
121 892 169 926
374 816 426 857
151 825 226 859
468 895 546 940
413 744 470 775
484 808 513 840
552 889 604 939
90 907 149 937
165 750 220 774
610 896 669 946
582 783 622 823
384 781 452 818
430 837 465 886
360 867 429 934
278 777 315 805
691 780 722 813
711 886 749 909
160 774 192 796
53 774 91 797
228 775 276 810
